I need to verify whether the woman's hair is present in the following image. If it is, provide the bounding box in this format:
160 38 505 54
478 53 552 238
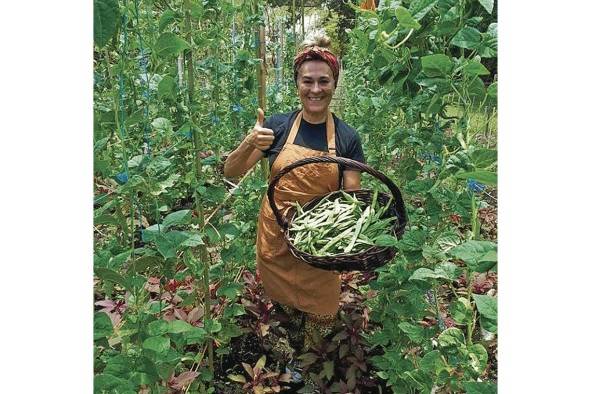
293 33 340 87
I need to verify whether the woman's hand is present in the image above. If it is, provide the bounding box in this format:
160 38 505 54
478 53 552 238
246 108 275 151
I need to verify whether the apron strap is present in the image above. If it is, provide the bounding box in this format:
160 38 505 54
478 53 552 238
286 111 337 157
286 111 302 145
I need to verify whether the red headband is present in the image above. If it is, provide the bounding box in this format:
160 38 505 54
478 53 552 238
293 46 340 87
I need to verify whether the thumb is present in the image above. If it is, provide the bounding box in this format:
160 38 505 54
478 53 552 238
256 108 265 126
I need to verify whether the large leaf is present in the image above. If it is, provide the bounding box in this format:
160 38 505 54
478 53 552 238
449 240 497 272
419 350 446 374
147 320 169 336
158 10 178 32
162 209 192 229
455 171 497 186
478 0 494 14
463 60 490 76
168 320 195 334
409 0 438 21
94 267 129 290
94 0 120 48
450 297 472 325
473 294 497 333
154 231 191 259
143 336 170 353
467 343 489 374
398 322 425 343
437 327 465 348
158 75 178 99
155 33 190 58
421 54 453 77
395 7 421 29
217 282 243 300
464 381 497 394
470 149 497 169
94 312 113 340
451 27 481 50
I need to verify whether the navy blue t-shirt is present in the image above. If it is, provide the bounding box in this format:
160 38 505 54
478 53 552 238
261 111 365 170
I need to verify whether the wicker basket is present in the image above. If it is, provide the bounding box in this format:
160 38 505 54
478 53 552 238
267 156 407 272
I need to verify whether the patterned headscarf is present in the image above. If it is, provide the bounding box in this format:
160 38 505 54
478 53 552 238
293 46 340 87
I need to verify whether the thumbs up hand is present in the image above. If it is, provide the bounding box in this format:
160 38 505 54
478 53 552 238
246 108 275 151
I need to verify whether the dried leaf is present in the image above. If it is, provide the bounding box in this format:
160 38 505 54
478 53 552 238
170 370 199 390
188 306 204 323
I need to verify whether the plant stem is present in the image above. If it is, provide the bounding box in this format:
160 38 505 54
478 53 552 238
184 0 215 374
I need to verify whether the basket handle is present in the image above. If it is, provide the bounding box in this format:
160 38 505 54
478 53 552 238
267 156 407 231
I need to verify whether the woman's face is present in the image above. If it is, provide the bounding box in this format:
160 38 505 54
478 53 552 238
296 60 335 120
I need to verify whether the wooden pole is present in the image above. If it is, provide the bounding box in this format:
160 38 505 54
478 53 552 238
300 0 304 40
256 0 269 179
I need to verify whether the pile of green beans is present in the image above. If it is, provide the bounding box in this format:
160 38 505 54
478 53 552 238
288 190 397 256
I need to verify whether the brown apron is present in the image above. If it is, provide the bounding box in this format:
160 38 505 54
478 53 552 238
256 111 341 316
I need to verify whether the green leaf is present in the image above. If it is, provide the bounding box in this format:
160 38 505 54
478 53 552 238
470 149 497 169
467 343 489 374
181 232 205 247
455 171 497 186
374 234 398 247
155 33 190 57
409 0 438 21
158 10 178 32
395 7 421 29
94 0 120 48
129 255 162 273
463 60 490 76
398 322 425 343
322 360 335 380
437 327 465 348
154 231 190 259
421 54 453 77
94 374 135 393
450 297 472 325
451 27 481 50
419 350 446 374
464 381 497 394
168 320 195 334
217 283 243 300
157 75 178 99
94 312 113 340
162 210 192 229
478 0 494 14
449 240 497 272
204 319 222 334
185 327 206 345
473 294 497 333
143 336 170 353
409 268 444 281
147 320 169 336
223 303 246 318
94 267 129 290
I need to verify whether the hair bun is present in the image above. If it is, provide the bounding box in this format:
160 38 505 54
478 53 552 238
301 33 331 51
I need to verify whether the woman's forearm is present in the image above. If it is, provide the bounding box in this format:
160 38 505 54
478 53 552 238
223 138 262 178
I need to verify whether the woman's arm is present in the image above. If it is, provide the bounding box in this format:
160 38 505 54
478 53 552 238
342 170 361 190
223 109 274 178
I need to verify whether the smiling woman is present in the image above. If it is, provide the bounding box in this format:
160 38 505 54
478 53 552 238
223 34 366 389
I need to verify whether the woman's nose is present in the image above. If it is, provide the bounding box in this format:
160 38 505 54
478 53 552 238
311 82 322 92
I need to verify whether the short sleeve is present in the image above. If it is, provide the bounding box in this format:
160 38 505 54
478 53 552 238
261 113 289 157
347 132 365 164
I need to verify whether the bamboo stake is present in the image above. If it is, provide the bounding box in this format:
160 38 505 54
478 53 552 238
183 0 215 374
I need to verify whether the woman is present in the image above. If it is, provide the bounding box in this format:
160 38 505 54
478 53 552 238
224 35 365 373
